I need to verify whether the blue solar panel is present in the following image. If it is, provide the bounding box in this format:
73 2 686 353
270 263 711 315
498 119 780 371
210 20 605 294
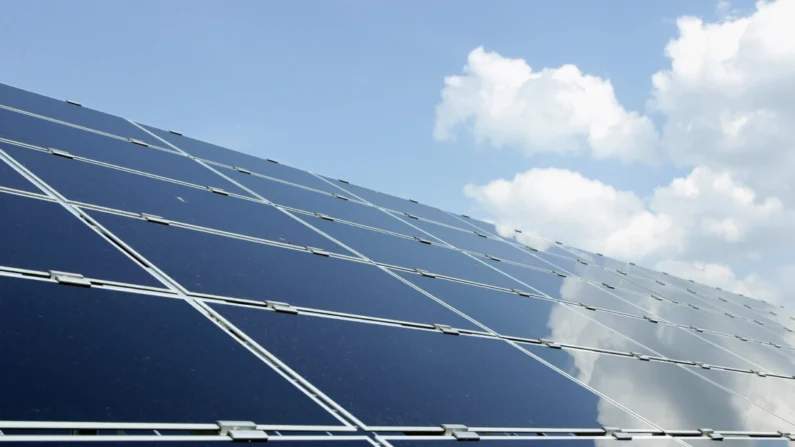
209 304 653 430
0 192 161 287
4 82 795 441
0 276 341 426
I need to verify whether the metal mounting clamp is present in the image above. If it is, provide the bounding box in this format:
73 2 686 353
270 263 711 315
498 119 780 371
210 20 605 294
708 433 724 441
434 324 459 335
690 326 704 333
697 362 712 370
555 272 567 278
602 282 616 290
168 129 182 136
414 236 432 245
485 254 501 261
514 228 522 233
596 252 604 257
630 352 650 361
128 137 149 147
651 295 663 301
629 262 636 266
49 270 92 287
582 304 596 311
404 212 419 219
718 297 728 302
306 246 330 257
265 300 298 314
48 147 74 159
753 319 764 325
408 199 419 204
474 231 487 238
613 432 633 440
315 212 334 221
207 186 229 196
689 304 700 310
266 158 278 164
725 313 736 318
460 214 470 219
555 241 563 245
234 166 252 175
577 259 588 265
644 316 659 323
65 99 82 107
337 178 349 184
525 245 538 252
735 335 748 342
415 268 437 278
512 289 530 297
687 288 696 294
656 280 666 286
744 304 753 309
229 430 269 441
140 213 170 225
698 428 714 435
616 270 627 275
332 193 349 201
217 421 257 436
541 339 562 349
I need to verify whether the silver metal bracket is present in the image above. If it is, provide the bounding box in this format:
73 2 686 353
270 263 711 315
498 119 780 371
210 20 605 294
744 304 753 309
217 421 257 436
514 228 522 233
207 186 229 196
315 213 335 222
485 254 501 261
415 269 437 278
630 352 650 361
408 199 419 204
754 371 768 377
577 259 588 265
332 193 349 201
699 429 714 435
689 304 700 310
725 313 736 318
616 270 627 275
629 262 636 266
596 252 604 257
48 147 74 159
140 213 170 225
474 231 487 238
265 300 298 314
49 270 92 287
541 339 562 349
555 272 567 278
512 289 530 297
338 178 349 184
65 99 82 107
306 246 330 257
697 362 712 370
442 424 469 436
687 288 696 294
708 433 724 441
404 212 419 219
690 326 704 333
266 158 279 164
644 316 659 323
525 245 538 252
461 214 470 219
656 280 666 286
602 282 616 290
735 335 748 341
555 240 563 245
753 319 764 325
651 295 663 301
128 137 149 147
718 297 728 302
613 432 633 440
229 430 269 441
168 129 182 136
234 166 252 174
414 237 432 245
582 304 596 311
434 324 459 335
453 431 480 441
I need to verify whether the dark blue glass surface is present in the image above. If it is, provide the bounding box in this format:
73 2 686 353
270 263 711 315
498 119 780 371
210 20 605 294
0 276 340 425
523 343 795 431
395 271 656 355
141 124 341 193
308 218 524 289
0 83 163 146
0 192 161 287
0 113 250 196
0 442 371 447
387 439 684 447
327 178 472 229
220 167 426 237
210 304 652 429
0 157 40 193
628 275 724 312
6 145 337 244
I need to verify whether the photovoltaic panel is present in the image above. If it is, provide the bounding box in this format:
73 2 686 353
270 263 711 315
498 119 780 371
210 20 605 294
0 83 164 147
0 276 342 426
0 192 161 287
0 156 40 193
386 440 685 447
209 304 653 430
0 442 373 447
522 343 795 431
0 110 251 197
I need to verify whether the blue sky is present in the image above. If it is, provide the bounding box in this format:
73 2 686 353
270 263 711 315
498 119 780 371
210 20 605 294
6 0 794 303
0 0 749 211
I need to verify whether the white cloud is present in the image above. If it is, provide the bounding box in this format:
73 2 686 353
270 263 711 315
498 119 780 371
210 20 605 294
435 47 659 164
651 0 795 202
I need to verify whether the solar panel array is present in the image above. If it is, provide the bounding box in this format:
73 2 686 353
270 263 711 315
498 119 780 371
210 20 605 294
0 83 793 447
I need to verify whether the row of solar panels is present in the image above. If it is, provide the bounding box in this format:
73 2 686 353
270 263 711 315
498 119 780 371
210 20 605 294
1 83 795 436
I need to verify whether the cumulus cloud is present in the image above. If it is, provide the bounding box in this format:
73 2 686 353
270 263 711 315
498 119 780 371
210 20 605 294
435 47 660 164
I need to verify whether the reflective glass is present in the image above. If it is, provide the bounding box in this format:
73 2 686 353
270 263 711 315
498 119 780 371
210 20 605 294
395 271 656 355
210 304 652 429
141 124 342 193
0 192 161 287
0 83 162 146
0 157 39 193
7 145 333 243
0 443 371 447
387 439 684 447
0 114 250 196
685 441 789 447
696 331 795 376
326 178 472 229
221 167 426 237
0 276 340 425
627 275 725 313
523 343 795 431
308 217 524 289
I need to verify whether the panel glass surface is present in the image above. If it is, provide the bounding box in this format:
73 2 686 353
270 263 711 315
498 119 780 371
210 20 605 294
0 442 372 447
626 275 725 313
210 304 652 429
326 178 472 229
6 146 333 243
522 343 795 431
386 439 684 447
395 271 656 355
0 83 163 146
0 276 340 425
695 331 795 376
0 116 250 196
307 218 524 289
141 124 342 193
220 167 426 237
0 157 40 193
0 192 161 287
